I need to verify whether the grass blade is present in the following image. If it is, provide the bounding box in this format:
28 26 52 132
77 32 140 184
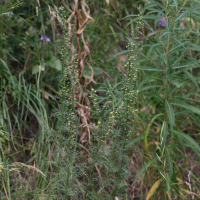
146 179 162 200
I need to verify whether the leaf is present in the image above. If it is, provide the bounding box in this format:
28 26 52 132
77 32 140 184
132 161 153 185
152 94 164 104
165 148 173 179
144 113 164 155
172 61 200 70
160 121 168 154
93 67 103 76
148 37 158 44
142 2 164 13
174 130 200 155
110 50 128 60
146 179 162 200
186 43 200 51
171 80 184 88
141 85 162 91
180 188 200 198
136 66 163 71
0 127 9 143
172 102 200 115
46 57 62 70
165 101 175 131
167 86 179 97
32 65 39 74
127 135 145 147
125 16 140 28
32 65 45 74
183 70 200 91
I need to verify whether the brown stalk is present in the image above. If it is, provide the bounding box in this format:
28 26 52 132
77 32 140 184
2 174 9 200
64 0 95 146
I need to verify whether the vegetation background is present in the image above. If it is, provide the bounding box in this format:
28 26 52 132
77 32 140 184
0 0 200 199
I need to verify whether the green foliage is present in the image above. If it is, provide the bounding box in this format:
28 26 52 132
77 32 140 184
1 0 200 199
124 0 200 198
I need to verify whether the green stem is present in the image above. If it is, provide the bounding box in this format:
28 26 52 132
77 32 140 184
164 33 170 122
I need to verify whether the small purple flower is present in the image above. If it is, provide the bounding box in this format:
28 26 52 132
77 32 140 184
7 11 13 17
5 11 13 21
125 189 129 193
26 28 36 36
32 29 36 33
117 160 121 164
40 36 51 42
17 18 24 26
158 17 168 27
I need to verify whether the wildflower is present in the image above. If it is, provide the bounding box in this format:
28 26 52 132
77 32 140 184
125 189 129 193
158 17 168 27
7 11 13 17
5 11 13 20
40 35 51 42
26 28 36 36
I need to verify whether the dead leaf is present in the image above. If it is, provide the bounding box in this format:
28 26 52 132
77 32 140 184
146 179 162 200
80 131 87 142
180 188 200 198
106 0 109 5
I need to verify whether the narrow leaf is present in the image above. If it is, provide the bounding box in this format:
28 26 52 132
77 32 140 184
145 113 164 155
165 148 173 179
172 102 200 115
128 135 145 147
160 121 168 154
132 161 153 185
136 66 163 71
146 179 162 200
165 101 175 131
174 130 200 155
184 70 200 91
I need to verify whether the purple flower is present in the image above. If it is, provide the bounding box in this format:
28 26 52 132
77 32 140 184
17 18 24 26
26 28 36 36
40 36 51 42
158 17 168 27
8 11 13 17
125 189 129 193
5 11 13 21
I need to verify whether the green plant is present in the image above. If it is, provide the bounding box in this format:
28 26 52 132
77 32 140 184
124 0 200 198
39 3 144 199
1 0 200 199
